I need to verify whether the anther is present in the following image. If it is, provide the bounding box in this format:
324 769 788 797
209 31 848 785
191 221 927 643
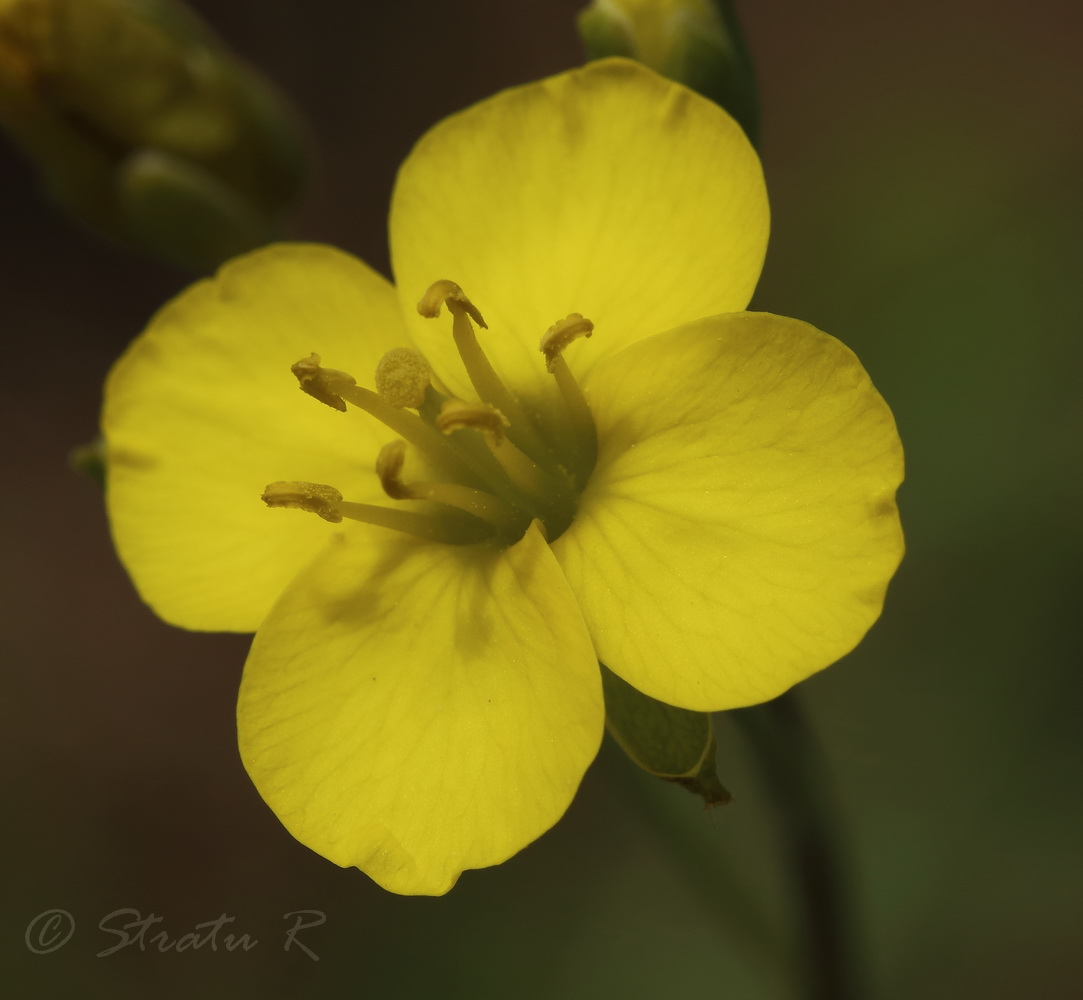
290 353 480 484
438 399 571 511
292 353 355 412
539 314 598 479
262 481 343 522
263 475 488 543
374 348 432 409
541 314 594 373
375 440 412 500
436 399 509 442
417 280 487 328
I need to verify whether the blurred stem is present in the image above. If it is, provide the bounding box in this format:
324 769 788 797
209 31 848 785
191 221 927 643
733 691 865 1000
602 738 783 977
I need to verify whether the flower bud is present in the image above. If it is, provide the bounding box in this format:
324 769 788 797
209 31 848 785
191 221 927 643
577 0 759 144
0 0 307 269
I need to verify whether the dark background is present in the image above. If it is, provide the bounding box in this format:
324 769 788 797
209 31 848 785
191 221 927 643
3 1 1081 997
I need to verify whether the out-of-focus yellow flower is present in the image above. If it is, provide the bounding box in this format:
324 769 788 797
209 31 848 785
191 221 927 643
102 59 904 895
0 0 304 267
580 0 722 70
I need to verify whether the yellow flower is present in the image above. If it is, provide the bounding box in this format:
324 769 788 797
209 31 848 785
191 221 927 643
102 59 904 895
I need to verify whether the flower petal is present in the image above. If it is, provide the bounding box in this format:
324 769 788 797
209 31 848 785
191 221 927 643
390 58 767 404
552 312 904 711
103 244 408 632
238 521 603 895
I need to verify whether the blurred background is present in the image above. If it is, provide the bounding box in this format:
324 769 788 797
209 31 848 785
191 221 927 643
3 1 1080 997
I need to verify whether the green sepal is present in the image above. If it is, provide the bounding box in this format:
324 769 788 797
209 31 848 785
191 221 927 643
601 664 731 805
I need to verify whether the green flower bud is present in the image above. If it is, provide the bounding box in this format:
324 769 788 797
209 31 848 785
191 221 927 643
578 0 759 145
0 0 307 269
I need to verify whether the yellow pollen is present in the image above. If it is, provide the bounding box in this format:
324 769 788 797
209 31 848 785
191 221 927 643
291 353 355 411
417 279 487 328
436 398 509 442
374 347 432 408
262 481 343 522
541 313 594 373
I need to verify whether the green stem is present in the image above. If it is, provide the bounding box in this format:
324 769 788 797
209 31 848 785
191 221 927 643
732 691 865 1000
601 738 783 976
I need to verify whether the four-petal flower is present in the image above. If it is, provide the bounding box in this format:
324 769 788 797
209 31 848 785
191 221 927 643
103 59 904 895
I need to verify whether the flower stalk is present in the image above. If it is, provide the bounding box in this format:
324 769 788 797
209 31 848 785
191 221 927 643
733 692 865 1000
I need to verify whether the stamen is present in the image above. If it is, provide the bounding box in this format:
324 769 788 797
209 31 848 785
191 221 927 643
374 348 431 409
279 295 594 547
261 478 487 543
540 314 593 373
415 385 533 507
291 354 476 485
375 440 412 500
292 354 354 412
540 314 598 472
418 279 556 464
376 439 525 535
435 398 509 442
262 481 343 522
417 280 487 328
335 500 487 543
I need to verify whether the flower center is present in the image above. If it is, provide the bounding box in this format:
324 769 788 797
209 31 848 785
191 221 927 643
262 280 599 546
